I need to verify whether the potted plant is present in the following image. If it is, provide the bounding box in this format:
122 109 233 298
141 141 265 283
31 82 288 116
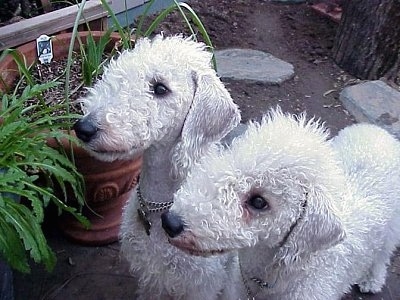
0 0 144 246
0 0 214 246
0 32 143 246
0 0 110 51
0 81 88 274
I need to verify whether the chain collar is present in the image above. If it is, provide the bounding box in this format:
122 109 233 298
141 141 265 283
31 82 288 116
137 186 174 213
239 256 254 299
136 183 174 236
238 194 309 299
239 256 276 300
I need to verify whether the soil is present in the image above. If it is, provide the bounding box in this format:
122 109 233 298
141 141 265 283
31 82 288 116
21 0 357 131
150 0 358 136
21 55 86 115
12 1 400 299
0 0 72 26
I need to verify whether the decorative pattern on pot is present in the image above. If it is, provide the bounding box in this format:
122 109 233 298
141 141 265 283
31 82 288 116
58 154 142 246
93 183 120 203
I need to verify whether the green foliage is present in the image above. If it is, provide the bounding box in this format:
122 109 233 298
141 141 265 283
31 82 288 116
0 0 215 274
136 0 216 69
63 0 216 105
0 49 35 95
63 0 216 92
99 0 134 49
137 0 212 43
80 28 113 86
0 83 88 273
100 0 216 67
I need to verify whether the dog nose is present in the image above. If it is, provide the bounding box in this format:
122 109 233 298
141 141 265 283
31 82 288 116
73 118 98 143
161 211 185 238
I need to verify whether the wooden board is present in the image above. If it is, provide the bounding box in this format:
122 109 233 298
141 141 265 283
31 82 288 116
0 0 110 51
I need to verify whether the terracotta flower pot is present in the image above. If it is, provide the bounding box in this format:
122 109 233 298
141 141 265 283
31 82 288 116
0 31 141 245
48 136 142 246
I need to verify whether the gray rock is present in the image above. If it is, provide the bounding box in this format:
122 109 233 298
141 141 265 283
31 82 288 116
221 123 248 147
340 80 400 138
215 48 294 84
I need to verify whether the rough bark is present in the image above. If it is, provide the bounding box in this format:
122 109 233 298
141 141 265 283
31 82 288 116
333 0 400 84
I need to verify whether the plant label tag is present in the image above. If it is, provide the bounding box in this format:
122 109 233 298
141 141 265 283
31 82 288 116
36 35 53 64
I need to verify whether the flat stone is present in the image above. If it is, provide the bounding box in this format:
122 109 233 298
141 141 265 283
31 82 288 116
222 123 248 147
340 80 400 138
215 49 294 84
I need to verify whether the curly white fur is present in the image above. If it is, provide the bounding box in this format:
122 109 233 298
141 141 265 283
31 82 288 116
166 107 400 299
76 35 241 299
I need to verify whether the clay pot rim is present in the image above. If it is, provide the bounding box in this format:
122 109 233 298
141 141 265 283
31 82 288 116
0 31 138 164
0 31 122 92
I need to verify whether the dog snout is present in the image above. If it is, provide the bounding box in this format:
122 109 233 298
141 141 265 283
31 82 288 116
73 118 98 143
161 211 185 238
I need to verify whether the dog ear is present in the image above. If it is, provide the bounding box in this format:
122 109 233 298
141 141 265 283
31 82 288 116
276 189 346 265
172 70 241 179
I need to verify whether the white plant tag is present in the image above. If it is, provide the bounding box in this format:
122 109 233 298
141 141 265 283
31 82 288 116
36 35 53 64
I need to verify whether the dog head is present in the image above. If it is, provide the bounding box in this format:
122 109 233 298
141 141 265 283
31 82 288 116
74 34 240 165
162 108 346 263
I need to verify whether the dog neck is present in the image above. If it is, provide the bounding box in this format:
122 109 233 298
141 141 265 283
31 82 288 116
136 133 223 235
134 142 182 235
239 196 309 297
139 142 182 203
137 127 217 204
239 245 282 298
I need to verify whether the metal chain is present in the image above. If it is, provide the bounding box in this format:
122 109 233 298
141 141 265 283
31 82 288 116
136 184 174 235
239 257 255 300
137 185 173 213
238 256 277 300
251 277 272 289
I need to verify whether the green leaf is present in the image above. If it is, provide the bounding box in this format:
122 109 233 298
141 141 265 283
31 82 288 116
0 199 56 273
0 82 86 272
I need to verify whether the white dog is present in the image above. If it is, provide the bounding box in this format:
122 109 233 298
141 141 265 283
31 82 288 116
162 108 400 299
73 35 241 299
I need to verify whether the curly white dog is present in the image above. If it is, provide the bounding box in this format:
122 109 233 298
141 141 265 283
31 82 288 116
162 108 400 299
73 35 241 299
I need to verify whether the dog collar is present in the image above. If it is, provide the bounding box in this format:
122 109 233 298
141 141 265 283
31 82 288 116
136 184 174 236
239 256 276 299
239 194 309 298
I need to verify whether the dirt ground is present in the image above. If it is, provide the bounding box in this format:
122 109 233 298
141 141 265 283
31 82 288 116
13 1 400 299
154 0 357 134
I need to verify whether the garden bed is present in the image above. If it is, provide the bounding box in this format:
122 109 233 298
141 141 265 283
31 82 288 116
0 0 109 51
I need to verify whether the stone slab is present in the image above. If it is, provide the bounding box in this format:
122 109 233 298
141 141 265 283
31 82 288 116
340 80 400 138
215 48 294 84
221 123 248 147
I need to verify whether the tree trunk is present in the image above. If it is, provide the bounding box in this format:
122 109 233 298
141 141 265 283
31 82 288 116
333 0 400 83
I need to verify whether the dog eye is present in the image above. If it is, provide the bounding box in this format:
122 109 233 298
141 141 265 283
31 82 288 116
153 83 169 96
247 195 269 210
